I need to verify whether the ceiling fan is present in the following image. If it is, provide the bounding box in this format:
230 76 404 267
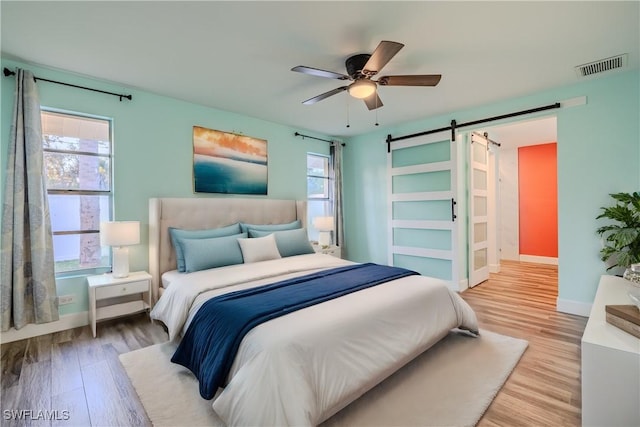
291 40 441 111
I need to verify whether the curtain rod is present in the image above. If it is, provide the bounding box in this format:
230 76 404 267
3 67 132 101
294 132 345 146
385 102 560 152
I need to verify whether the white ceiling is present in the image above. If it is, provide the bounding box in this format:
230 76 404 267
478 116 558 150
1 1 638 138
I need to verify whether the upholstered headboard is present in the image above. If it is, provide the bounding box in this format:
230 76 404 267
148 197 306 303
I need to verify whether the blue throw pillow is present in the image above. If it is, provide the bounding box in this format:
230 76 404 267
248 228 315 257
239 219 301 234
181 232 247 273
169 223 241 272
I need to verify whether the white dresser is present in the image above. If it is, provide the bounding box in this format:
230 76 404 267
581 275 640 426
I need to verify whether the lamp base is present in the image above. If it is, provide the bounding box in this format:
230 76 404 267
112 246 130 278
318 231 332 248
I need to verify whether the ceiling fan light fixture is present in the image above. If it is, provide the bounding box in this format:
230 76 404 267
348 79 377 99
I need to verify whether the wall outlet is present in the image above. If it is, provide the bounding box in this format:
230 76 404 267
58 294 75 305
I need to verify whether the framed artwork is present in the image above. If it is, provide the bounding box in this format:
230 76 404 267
192 126 268 194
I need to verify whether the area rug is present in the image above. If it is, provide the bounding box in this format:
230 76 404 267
119 330 527 427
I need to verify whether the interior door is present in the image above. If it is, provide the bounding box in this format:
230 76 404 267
387 130 459 288
469 132 490 287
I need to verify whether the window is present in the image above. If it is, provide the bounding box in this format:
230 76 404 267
307 153 332 241
41 110 112 274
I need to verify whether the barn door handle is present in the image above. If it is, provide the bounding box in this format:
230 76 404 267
451 198 457 222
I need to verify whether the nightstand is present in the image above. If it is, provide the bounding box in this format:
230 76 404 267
87 271 152 338
312 244 342 258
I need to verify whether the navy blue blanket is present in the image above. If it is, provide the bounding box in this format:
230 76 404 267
171 263 418 399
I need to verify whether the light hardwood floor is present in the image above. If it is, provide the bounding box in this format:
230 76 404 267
465 260 588 427
1 314 167 427
1 260 587 426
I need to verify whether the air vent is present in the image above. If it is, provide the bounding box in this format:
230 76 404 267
575 54 628 77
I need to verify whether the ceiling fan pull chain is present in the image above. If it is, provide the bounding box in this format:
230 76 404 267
346 97 350 128
375 97 379 126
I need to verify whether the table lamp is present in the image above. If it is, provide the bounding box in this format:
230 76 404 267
313 216 334 248
100 221 140 278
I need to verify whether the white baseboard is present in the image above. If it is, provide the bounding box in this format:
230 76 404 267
455 278 469 293
489 263 501 273
519 255 558 265
0 311 89 344
556 298 591 317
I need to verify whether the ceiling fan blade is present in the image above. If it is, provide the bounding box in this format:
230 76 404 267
363 92 383 110
363 41 404 76
302 86 348 105
378 75 442 86
291 65 350 80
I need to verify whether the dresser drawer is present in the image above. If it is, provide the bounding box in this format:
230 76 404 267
95 280 149 300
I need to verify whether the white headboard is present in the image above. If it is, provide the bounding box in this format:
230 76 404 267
148 197 306 303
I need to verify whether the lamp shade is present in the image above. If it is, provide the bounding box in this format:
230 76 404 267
100 221 140 247
313 216 334 231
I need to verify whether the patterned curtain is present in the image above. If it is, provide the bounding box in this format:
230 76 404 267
330 141 344 250
1 68 58 331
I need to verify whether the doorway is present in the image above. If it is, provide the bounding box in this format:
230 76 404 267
468 116 558 287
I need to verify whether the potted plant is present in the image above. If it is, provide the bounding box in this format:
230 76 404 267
596 192 640 275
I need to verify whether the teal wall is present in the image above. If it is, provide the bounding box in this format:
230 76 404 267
343 70 640 306
1 57 331 315
1 56 638 317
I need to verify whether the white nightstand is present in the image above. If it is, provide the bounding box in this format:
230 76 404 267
87 271 152 338
312 244 342 258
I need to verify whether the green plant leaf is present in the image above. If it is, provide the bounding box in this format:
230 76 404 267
611 228 638 247
596 192 640 268
617 252 632 269
596 225 620 235
600 246 617 258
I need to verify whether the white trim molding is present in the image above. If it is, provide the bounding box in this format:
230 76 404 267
556 298 591 317
456 278 470 293
560 96 587 108
0 311 89 344
519 255 558 265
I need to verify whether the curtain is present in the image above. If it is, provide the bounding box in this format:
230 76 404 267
330 141 344 250
1 68 58 331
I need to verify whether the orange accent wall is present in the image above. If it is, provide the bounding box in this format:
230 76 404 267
518 143 558 257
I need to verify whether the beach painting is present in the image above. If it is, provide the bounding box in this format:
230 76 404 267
193 126 268 194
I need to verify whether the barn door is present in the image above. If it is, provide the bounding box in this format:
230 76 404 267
469 132 490 287
387 131 459 288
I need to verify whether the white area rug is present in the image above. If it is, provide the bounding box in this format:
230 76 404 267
119 330 527 427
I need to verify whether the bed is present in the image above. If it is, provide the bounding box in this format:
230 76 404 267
148 197 479 426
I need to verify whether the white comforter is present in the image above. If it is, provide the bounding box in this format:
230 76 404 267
151 254 479 426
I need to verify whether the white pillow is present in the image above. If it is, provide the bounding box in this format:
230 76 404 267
238 234 282 263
